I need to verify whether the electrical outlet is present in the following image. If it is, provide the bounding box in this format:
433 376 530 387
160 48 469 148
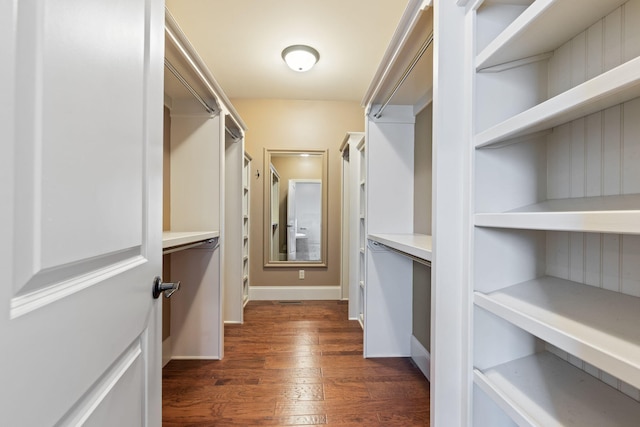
298 270 305 280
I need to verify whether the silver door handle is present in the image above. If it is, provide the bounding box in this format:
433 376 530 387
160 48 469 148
152 276 181 299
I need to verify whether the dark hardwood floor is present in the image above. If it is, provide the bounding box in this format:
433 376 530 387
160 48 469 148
162 300 430 426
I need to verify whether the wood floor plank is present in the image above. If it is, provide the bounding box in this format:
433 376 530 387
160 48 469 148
163 300 430 425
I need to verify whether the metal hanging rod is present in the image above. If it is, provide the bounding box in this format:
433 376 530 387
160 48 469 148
368 240 432 267
164 59 217 115
372 31 433 119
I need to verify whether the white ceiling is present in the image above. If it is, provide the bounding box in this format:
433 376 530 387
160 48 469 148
164 0 410 103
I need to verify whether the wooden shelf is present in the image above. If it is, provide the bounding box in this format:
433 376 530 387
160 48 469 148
367 233 432 262
475 194 640 233
475 276 640 389
474 352 640 426
476 0 627 70
162 231 219 249
475 57 640 148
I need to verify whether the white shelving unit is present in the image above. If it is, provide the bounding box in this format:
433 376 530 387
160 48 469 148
460 0 640 424
361 0 433 371
223 119 247 325
339 132 366 322
357 137 366 327
242 152 251 307
163 9 246 359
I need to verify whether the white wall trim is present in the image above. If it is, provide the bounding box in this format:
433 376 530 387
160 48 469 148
162 337 171 368
249 286 341 301
411 335 431 380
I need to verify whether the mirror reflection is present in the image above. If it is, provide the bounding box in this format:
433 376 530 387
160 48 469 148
264 149 327 266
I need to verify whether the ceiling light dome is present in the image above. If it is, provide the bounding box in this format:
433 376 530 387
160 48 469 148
282 45 319 72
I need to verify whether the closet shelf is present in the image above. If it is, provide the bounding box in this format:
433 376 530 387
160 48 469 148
368 233 432 263
475 56 640 148
162 231 220 250
475 194 640 233
474 352 640 427
476 0 627 70
475 276 640 389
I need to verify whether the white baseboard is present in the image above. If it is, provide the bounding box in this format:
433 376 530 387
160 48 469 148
411 335 431 381
162 337 171 368
249 285 341 301
170 355 221 360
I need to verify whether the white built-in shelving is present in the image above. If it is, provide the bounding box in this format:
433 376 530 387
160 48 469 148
357 137 366 328
242 152 251 307
163 9 246 359
340 132 366 323
361 0 433 373
468 0 640 424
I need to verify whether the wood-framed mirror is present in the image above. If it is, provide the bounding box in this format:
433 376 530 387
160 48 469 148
263 148 328 267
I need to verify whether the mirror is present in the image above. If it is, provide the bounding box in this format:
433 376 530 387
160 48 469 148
264 149 328 267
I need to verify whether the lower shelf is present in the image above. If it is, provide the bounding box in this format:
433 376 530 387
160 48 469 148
474 352 640 427
475 276 640 389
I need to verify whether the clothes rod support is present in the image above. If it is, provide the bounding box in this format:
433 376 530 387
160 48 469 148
372 32 433 119
225 126 241 141
165 59 217 115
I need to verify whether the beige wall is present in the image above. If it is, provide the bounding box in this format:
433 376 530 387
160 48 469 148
232 99 364 287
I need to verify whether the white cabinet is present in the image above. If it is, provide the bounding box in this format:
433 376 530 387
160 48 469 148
455 0 640 424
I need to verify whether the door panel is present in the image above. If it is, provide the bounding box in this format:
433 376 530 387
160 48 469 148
1 0 164 425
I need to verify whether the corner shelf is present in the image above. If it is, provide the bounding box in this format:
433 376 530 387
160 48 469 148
475 276 640 389
474 352 640 426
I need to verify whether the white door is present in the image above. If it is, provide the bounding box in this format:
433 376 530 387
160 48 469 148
0 1 164 425
287 180 297 261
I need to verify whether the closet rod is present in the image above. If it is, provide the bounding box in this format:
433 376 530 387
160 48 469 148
165 59 217 114
370 240 432 267
372 31 433 119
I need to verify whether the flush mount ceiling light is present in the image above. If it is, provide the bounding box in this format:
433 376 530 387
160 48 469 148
281 45 319 72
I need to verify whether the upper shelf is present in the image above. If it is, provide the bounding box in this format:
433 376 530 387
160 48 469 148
475 56 640 148
475 194 640 234
162 231 219 250
475 276 640 390
368 233 432 263
476 0 628 70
